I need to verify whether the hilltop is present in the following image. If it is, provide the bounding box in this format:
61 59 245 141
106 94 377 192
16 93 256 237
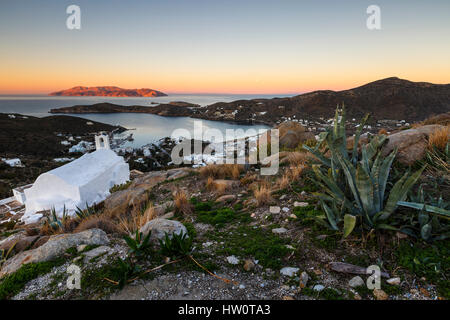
202 77 450 123
49 86 167 97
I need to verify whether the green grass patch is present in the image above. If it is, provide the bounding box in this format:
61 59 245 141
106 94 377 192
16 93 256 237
395 240 449 299
0 258 65 300
210 225 290 269
293 205 322 224
190 197 250 228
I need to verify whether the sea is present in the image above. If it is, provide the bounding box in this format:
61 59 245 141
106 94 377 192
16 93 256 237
0 94 292 148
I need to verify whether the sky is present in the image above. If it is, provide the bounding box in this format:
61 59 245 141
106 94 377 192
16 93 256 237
0 0 449 94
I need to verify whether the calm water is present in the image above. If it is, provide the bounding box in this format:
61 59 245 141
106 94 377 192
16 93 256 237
0 94 291 147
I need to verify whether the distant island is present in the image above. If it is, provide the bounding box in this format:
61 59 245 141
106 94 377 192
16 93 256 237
50 101 199 117
49 86 167 97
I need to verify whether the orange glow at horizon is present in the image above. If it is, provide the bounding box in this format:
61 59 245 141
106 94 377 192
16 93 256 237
2 71 450 95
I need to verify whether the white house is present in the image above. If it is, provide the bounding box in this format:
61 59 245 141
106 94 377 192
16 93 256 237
22 135 129 222
12 184 33 204
1 158 23 167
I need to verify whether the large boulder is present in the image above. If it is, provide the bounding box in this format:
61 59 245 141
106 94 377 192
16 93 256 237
139 218 188 246
0 232 44 257
0 232 25 252
0 228 109 278
259 121 315 149
104 168 191 217
381 125 444 165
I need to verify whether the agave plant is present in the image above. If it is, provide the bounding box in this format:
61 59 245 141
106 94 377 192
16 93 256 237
304 106 430 236
47 205 69 231
123 230 152 258
75 202 97 220
400 185 450 217
159 232 192 257
398 185 450 242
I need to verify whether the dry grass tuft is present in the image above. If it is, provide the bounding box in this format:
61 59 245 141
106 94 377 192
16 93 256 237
231 164 241 179
174 189 193 215
39 222 60 236
117 203 156 235
286 152 308 166
206 176 215 190
213 182 227 195
276 173 290 190
289 165 305 181
253 184 273 207
74 215 119 234
240 173 257 185
199 164 243 179
428 126 450 151
378 128 388 135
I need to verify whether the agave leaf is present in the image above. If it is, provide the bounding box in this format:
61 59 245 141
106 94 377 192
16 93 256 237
397 201 450 219
343 214 356 238
312 165 345 200
334 150 364 213
303 144 332 167
124 235 137 250
377 149 397 208
320 200 339 231
370 152 383 212
418 211 430 226
319 182 357 215
376 224 398 231
361 145 371 175
366 135 387 160
333 105 345 140
399 227 417 239
356 165 375 218
351 114 370 165
377 166 425 221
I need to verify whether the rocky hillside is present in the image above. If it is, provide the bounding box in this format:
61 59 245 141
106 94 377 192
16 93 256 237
49 78 450 125
0 114 122 157
49 86 167 97
202 77 450 124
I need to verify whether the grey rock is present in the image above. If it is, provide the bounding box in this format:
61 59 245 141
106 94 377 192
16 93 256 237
215 195 236 203
77 244 87 252
386 277 401 286
272 227 288 234
269 206 281 214
381 125 444 165
140 218 188 246
226 255 240 265
313 284 325 292
83 246 112 263
294 201 309 207
280 267 299 277
348 276 365 288
0 229 109 278
299 271 309 288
